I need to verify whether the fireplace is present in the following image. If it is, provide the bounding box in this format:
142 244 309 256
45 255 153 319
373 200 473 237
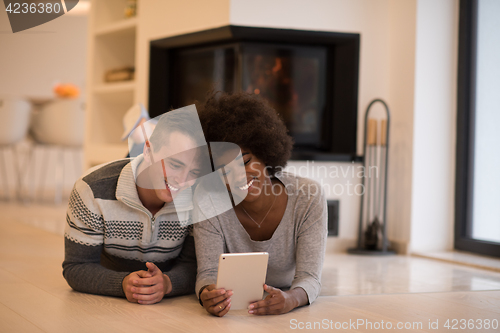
149 26 360 161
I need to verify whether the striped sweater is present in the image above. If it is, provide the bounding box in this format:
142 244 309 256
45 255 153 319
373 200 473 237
62 157 196 298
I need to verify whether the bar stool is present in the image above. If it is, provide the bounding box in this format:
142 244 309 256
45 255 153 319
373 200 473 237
28 99 84 204
0 96 32 201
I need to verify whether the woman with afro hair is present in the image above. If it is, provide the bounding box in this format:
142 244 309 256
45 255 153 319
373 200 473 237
193 91 327 317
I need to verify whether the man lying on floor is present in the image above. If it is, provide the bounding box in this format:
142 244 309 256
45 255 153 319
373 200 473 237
62 106 208 304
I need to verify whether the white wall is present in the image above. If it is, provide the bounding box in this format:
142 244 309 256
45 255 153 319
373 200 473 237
410 0 458 252
285 161 362 248
385 0 417 252
0 10 88 98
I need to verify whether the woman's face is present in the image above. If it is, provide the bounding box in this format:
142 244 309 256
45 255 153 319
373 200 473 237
216 148 270 203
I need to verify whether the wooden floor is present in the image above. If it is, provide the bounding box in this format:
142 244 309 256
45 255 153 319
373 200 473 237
1 212 499 332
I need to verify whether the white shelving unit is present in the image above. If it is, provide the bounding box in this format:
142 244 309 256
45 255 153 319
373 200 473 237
84 0 138 170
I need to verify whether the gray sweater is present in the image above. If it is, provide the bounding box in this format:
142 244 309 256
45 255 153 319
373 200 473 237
193 172 327 304
63 157 197 298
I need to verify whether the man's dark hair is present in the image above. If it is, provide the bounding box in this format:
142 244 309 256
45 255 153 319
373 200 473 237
199 91 293 176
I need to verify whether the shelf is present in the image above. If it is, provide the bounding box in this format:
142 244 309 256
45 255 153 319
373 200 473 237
85 143 129 167
95 17 137 37
94 81 135 94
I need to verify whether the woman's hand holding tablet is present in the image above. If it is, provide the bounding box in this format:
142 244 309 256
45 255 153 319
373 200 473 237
248 284 308 315
199 284 232 317
200 252 269 317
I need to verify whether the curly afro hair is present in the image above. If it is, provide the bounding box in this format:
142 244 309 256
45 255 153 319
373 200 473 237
199 91 294 176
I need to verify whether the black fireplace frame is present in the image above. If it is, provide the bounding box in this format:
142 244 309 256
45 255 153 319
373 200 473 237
149 25 361 161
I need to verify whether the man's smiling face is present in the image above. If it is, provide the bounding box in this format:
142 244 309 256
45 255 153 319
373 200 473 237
147 131 202 203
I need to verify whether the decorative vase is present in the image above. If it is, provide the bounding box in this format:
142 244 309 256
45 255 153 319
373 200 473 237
0 96 32 145
31 99 85 147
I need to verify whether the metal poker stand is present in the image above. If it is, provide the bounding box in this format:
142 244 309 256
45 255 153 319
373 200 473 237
348 99 395 255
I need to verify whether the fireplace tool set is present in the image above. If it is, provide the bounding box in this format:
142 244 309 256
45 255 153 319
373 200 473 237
348 99 395 255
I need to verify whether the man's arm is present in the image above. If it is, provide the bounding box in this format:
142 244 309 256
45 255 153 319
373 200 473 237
162 232 197 297
62 181 129 297
63 238 129 297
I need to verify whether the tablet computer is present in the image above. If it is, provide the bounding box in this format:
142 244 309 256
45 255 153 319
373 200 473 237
216 252 269 310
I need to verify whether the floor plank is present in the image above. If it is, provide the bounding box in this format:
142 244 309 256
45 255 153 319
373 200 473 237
0 282 121 333
0 303 45 333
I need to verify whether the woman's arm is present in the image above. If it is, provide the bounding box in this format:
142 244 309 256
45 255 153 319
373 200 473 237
290 185 328 303
193 218 224 295
249 183 328 314
193 218 232 316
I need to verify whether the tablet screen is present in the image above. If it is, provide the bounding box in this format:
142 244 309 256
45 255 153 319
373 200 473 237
216 252 269 310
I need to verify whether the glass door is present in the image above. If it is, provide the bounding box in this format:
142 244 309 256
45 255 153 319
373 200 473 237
456 0 500 257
